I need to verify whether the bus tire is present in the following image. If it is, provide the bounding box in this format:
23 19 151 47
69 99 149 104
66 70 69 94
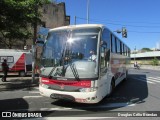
109 78 115 96
19 71 26 77
123 70 128 81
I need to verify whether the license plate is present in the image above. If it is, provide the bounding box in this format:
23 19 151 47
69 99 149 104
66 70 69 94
50 94 74 101
51 94 64 99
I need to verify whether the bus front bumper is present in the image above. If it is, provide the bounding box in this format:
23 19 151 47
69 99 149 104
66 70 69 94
39 85 101 104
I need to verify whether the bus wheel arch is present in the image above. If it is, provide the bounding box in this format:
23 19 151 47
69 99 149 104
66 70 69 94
123 70 128 81
109 77 115 95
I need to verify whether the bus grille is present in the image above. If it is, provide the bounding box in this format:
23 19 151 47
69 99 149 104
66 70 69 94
50 93 75 101
47 84 81 92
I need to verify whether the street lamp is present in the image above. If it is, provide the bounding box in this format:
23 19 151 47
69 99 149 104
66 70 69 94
32 0 38 83
114 27 127 38
114 29 122 34
87 0 89 24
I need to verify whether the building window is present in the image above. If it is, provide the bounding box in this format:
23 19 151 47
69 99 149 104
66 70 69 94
0 56 14 63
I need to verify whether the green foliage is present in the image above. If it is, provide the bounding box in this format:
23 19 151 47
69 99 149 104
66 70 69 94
0 0 50 48
141 48 152 52
151 57 159 66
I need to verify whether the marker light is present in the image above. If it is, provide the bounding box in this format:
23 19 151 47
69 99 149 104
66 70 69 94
79 87 98 92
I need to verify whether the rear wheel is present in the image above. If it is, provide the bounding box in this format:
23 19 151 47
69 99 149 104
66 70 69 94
123 70 128 81
19 71 26 77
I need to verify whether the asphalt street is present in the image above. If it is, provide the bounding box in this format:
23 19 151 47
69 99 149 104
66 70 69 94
0 68 160 119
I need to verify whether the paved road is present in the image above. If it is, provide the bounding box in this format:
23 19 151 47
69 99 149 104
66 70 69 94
0 69 160 119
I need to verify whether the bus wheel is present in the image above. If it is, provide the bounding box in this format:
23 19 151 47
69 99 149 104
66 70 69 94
123 70 128 81
19 71 26 77
109 79 115 95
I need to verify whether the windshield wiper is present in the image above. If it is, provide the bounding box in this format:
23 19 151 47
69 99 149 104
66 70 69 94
48 67 56 79
47 42 68 78
60 44 80 80
69 63 79 80
54 67 63 77
61 45 66 77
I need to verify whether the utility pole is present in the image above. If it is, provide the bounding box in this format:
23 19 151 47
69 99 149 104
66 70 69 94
87 0 89 24
32 0 38 83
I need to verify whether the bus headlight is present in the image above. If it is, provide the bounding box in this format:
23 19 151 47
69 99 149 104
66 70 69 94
79 87 98 92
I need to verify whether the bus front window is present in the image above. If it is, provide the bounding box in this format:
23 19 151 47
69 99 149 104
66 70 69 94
41 27 100 79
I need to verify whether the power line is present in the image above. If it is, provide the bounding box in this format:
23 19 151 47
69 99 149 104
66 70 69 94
76 17 160 28
75 16 160 33
82 17 160 25
128 31 160 34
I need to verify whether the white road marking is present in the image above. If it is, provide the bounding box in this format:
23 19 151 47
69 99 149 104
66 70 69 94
23 96 43 98
147 78 160 83
148 76 160 79
29 91 40 94
133 78 155 84
97 102 136 108
137 76 160 84
40 107 72 111
34 87 39 90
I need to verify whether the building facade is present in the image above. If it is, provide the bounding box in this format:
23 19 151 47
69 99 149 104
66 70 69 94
26 2 70 50
41 2 70 28
35 2 70 59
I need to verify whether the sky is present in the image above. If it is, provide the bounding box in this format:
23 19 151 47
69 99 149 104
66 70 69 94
59 0 160 51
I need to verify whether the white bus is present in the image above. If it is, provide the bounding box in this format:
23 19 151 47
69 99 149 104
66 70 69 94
39 24 130 104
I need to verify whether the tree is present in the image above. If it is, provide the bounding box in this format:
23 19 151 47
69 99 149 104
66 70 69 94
0 0 50 48
141 48 152 52
151 57 159 66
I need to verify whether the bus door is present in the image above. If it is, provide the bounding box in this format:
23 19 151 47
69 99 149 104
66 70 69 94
100 28 111 78
100 41 110 77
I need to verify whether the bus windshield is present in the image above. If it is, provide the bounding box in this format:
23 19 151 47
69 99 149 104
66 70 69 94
41 27 100 79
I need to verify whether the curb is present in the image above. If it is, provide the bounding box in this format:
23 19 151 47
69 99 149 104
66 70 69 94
129 65 160 71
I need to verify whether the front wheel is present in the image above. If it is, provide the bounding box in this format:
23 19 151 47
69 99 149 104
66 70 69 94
123 70 128 81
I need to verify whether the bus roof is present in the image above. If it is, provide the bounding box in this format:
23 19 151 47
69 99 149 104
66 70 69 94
48 24 130 50
49 24 104 31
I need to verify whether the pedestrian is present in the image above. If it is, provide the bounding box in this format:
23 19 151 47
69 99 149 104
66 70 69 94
1 59 9 82
134 61 140 69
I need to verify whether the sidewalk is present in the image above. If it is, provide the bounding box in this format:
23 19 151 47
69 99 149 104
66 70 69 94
140 65 160 70
0 76 39 91
130 64 160 71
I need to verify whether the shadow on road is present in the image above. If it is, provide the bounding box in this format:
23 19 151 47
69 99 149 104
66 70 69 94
50 73 148 116
0 75 39 91
0 98 29 111
0 73 149 117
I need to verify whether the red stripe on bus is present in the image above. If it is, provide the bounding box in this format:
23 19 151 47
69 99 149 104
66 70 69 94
10 53 25 71
41 77 91 88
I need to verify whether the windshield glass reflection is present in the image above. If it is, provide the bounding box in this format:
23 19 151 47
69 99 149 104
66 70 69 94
41 27 100 79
